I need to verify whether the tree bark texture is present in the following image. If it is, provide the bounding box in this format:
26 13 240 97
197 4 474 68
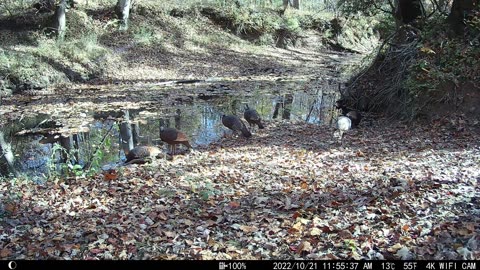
292 0 300 9
0 131 18 177
282 0 293 9
53 0 67 40
448 0 477 34
395 0 423 25
116 0 131 31
120 110 134 155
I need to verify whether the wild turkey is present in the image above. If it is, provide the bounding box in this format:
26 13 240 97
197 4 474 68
160 127 192 154
333 116 352 144
244 104 265 131
125 146 161 164
335 99 349 115
335 99 362 128
221 114 252 138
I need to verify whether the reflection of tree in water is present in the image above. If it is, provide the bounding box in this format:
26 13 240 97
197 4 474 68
57 134 80 164
0 131 18 177
174 109 181 130
283 94 293 120
132 122 140 146
305 90 339 125
1 87 341 178
20 141 50 179
120 110 134 155
272 94 293 120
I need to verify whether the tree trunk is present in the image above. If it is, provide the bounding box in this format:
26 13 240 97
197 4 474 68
132 123 140 146
282 0 292 10
395 0 423 26
272 98 281 119
174 109 182 130
116 0 131 31
282 94 293 120
120 110 134 155
448 0 477 34
0 131 18 177
292 0 300 9
437 0 451 13
53 0 67 40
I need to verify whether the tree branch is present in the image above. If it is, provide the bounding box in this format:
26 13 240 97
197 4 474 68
430 0 450 16
372 0 395 16
387 0 395 11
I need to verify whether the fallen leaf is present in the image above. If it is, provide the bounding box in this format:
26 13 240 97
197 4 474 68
164 231 176 238
229 201 240 208
310 227 322 236
297 241 312 254
240 225 258 233
4 203 18 214
0 248 12 258
356 150 365 157
103 170 118 181
300 181 308 189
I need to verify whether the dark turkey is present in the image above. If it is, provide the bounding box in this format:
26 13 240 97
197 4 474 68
244 104 264 130
336 99 362 128
125 146 162 164
160 127 192 155
221 114 252 138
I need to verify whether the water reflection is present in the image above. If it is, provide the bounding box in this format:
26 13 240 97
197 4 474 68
0 82 341 179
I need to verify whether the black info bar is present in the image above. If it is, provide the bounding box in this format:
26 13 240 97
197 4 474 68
3 259 478 270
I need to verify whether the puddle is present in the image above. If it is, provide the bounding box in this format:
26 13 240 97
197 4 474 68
0 74 346 179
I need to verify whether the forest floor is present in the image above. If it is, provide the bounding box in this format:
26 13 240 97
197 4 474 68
0 9 479 260
1 115 479 259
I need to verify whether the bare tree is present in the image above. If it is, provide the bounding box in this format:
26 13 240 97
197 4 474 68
120 110 134 155
292 0 301 9
282 0 292 9
53 0 67 40
116 0 131 31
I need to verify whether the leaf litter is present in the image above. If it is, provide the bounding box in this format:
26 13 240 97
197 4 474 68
0 115 479 260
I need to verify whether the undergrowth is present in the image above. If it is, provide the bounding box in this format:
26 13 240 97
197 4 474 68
408 17 480 95
344 12 480 120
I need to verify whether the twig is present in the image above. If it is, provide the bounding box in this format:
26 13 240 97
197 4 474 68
346 30 397 100
305 86 323 122
430 0 450 17
346 25 422 118
372 1 394 16
387 0 395 12
84 122 115 171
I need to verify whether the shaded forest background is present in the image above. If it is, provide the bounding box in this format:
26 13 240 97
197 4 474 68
0 0 478 119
